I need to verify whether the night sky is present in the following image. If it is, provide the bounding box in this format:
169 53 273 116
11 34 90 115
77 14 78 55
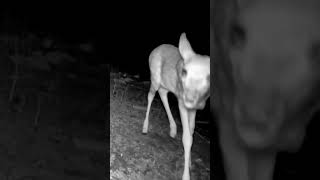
1 1 209 79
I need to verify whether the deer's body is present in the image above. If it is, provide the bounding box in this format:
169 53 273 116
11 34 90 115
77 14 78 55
143 33 210 180
149 44 181 97
211 0 320 180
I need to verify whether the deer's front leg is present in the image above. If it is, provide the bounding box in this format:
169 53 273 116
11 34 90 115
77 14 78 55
188 109 196 167
188 109 197 136
219 119 276 180
179 100 192 180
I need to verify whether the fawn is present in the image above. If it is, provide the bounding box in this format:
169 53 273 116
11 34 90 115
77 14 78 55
142 33 210 180
211 0 320 179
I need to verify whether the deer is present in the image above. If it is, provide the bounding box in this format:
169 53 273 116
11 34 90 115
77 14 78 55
211 0 320 179
142 33 210 180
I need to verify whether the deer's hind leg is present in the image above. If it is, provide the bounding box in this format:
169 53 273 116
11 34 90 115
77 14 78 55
142 80 159 134
158 88 177 138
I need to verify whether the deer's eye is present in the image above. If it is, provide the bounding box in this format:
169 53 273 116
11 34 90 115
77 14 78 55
229 23 246 48
181 68 187 77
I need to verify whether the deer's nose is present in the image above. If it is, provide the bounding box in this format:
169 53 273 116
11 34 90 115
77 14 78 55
185 90 198 102
235 101 270 132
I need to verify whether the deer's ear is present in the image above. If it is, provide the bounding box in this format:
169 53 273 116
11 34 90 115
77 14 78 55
179 33 195 61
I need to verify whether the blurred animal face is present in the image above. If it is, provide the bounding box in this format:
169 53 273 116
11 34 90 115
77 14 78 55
227 0 320 148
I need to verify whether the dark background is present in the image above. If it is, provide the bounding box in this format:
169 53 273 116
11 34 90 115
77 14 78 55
109 1 210 78
0 2 209 79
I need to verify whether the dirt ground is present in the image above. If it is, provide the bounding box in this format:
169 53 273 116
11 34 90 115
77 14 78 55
110 75 210 180
0 87 106 180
